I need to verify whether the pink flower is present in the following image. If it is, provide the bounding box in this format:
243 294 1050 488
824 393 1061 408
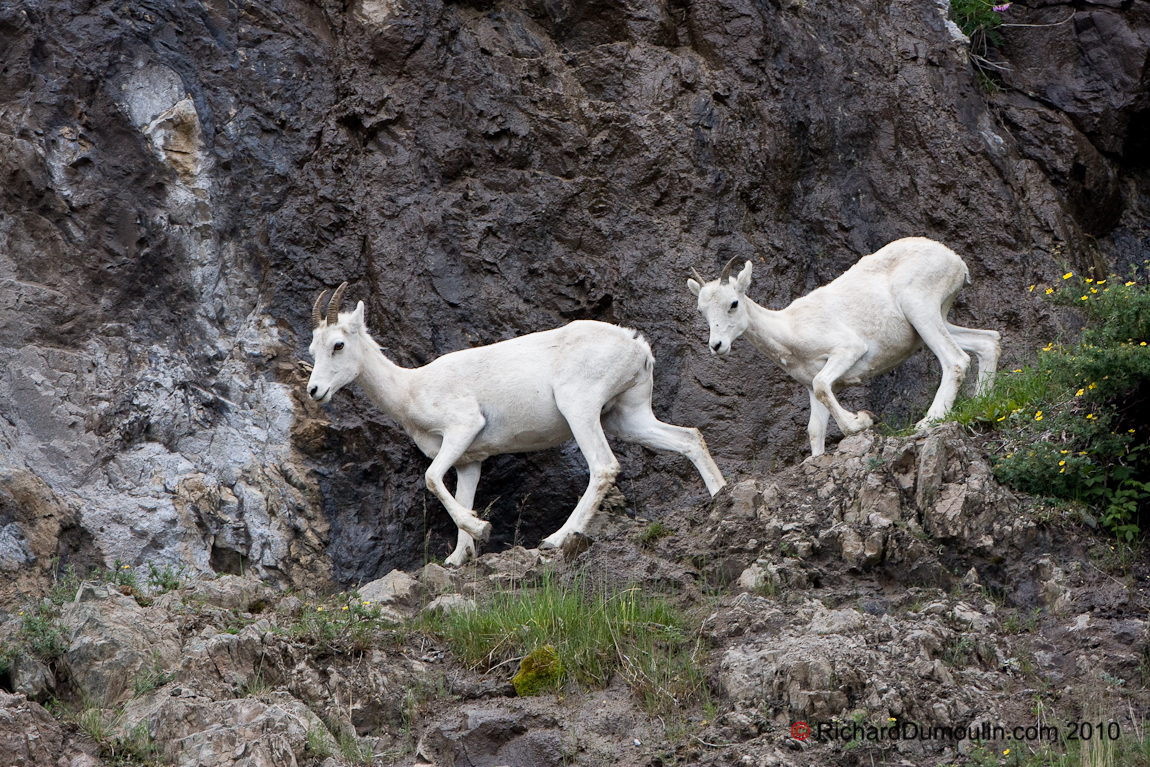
993 3 1011 10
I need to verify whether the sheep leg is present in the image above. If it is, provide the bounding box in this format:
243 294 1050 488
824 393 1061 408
541 400 619 550
807 388 832 457
424 421 493 547
811 341 874 438
903 308 970 428
946 324 1001 395
444 461 482 567
604 381 726 495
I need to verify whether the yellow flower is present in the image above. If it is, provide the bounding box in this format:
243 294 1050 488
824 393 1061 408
1012 369 1022 373
1126 281 1136 286
1089 382 1097 389
1061 450 1069 454
1087 414 1095 419
1036 415 1043 421
1063 272 1073 279
1142 342 1147 346
997 415 1006 422
1045 287 1054 294
1091 288 1098 294
1035 411 1043 419
1076 389 1084 396
342 605 349 610
1097 280 1105 285
1086 278 1093 283
1005 750 1010 756
1029 285 1035 292
1081 296 1089 301
1059 461 1066 466
1060 468 1065 474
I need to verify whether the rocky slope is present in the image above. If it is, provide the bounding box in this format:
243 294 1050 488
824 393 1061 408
2 426 1148 766
1 0 1148 584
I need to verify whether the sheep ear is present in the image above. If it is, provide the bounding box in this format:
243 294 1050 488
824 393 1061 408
687 278 702 296
347 301 366 330
734 261 752 294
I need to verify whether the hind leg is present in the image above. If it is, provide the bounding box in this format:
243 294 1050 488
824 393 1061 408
947 324 1000 395
541 393 621 550
444 462 482 567
806 388 831 457
902 304 971 428
604 382 726 495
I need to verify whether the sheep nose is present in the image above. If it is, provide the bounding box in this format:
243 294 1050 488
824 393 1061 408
308 385 318 398
711 341 722 352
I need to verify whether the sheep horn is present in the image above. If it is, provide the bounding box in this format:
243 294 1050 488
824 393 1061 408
719 257 739 284
326 282 349 325
691 267 706 285
312 290 329 327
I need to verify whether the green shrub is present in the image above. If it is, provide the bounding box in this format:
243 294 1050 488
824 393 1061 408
20 601 67 661
951 0 1006 46
951 271 1150 539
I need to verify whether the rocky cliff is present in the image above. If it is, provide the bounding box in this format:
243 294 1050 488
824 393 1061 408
2 426 1147 766
2 0 1148 584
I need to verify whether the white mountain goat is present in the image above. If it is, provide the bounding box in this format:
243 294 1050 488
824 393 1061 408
307 283 727 566
687 237 1000 457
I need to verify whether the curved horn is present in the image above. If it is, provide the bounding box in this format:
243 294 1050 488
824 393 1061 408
691 267 706 285
719 256 739 283
312 290 329 327
326 281 349 325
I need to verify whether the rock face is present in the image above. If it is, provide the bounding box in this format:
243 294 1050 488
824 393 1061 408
0 0 1147 584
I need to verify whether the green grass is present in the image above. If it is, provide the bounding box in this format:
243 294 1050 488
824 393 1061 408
422 571 708 715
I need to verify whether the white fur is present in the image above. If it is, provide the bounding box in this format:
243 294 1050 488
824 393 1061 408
687 237 1001 456
308 304 726 566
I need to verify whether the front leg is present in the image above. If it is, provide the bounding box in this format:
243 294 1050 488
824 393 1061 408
445 461 482 567
424 420 492 546
811 341 873 439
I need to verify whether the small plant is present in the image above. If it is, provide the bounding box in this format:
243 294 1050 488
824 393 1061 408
944 634 977 667
19 601 67 662
77 704 119 745
337 730 374 765
48 557 83 605
637 522 674 548
145 561 185 594
305 724 335 759
950 0 1010 84
109 559 141 592
112 720 161 763
132 651 173 697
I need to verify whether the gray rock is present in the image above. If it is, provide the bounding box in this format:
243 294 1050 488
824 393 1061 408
9 654 55 703
417 706 563 767
60 589 182 705
425 594 477 616
0 692 65 766
359 569 422 608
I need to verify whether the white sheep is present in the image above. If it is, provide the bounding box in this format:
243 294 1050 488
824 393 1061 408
688 237 1000 456
307 283 727 566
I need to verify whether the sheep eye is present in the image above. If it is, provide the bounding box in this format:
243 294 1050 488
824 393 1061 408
333 342 345 352
729 300 739 310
